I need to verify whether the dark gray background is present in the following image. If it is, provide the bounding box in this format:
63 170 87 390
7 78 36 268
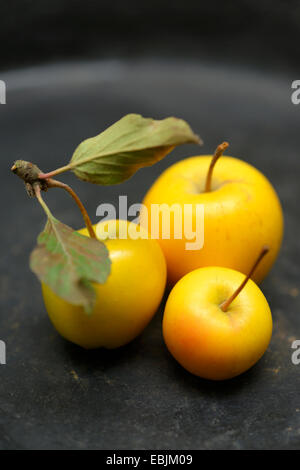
0 1 299 450
1 0 300 74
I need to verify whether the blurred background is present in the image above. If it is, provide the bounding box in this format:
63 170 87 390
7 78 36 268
1 1 300 450
0 0 299 73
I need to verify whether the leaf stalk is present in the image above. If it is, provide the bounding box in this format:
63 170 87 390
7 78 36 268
39 164 72 180
33 183 53 219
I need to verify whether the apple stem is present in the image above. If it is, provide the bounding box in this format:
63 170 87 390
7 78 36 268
47 179 97 239
220 246 270 312
205 142 229 192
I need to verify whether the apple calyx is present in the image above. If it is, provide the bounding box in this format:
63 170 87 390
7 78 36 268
220 246 270 312
205 142 229 192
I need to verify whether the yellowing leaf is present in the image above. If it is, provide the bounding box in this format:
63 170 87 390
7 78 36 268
30 216 111 314
69 114 202 184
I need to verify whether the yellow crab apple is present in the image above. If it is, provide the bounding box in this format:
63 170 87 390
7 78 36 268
163 247 272 380
141 143 283 285
42 220 167 349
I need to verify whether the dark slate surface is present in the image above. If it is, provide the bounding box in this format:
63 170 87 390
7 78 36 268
0 60 299 449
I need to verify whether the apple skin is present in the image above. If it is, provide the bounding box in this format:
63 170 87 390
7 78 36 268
42 220 167 349
163 266 272 380
141 155 284 285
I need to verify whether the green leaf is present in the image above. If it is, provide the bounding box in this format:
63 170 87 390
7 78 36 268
30 216 111 314
69 114 202 185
